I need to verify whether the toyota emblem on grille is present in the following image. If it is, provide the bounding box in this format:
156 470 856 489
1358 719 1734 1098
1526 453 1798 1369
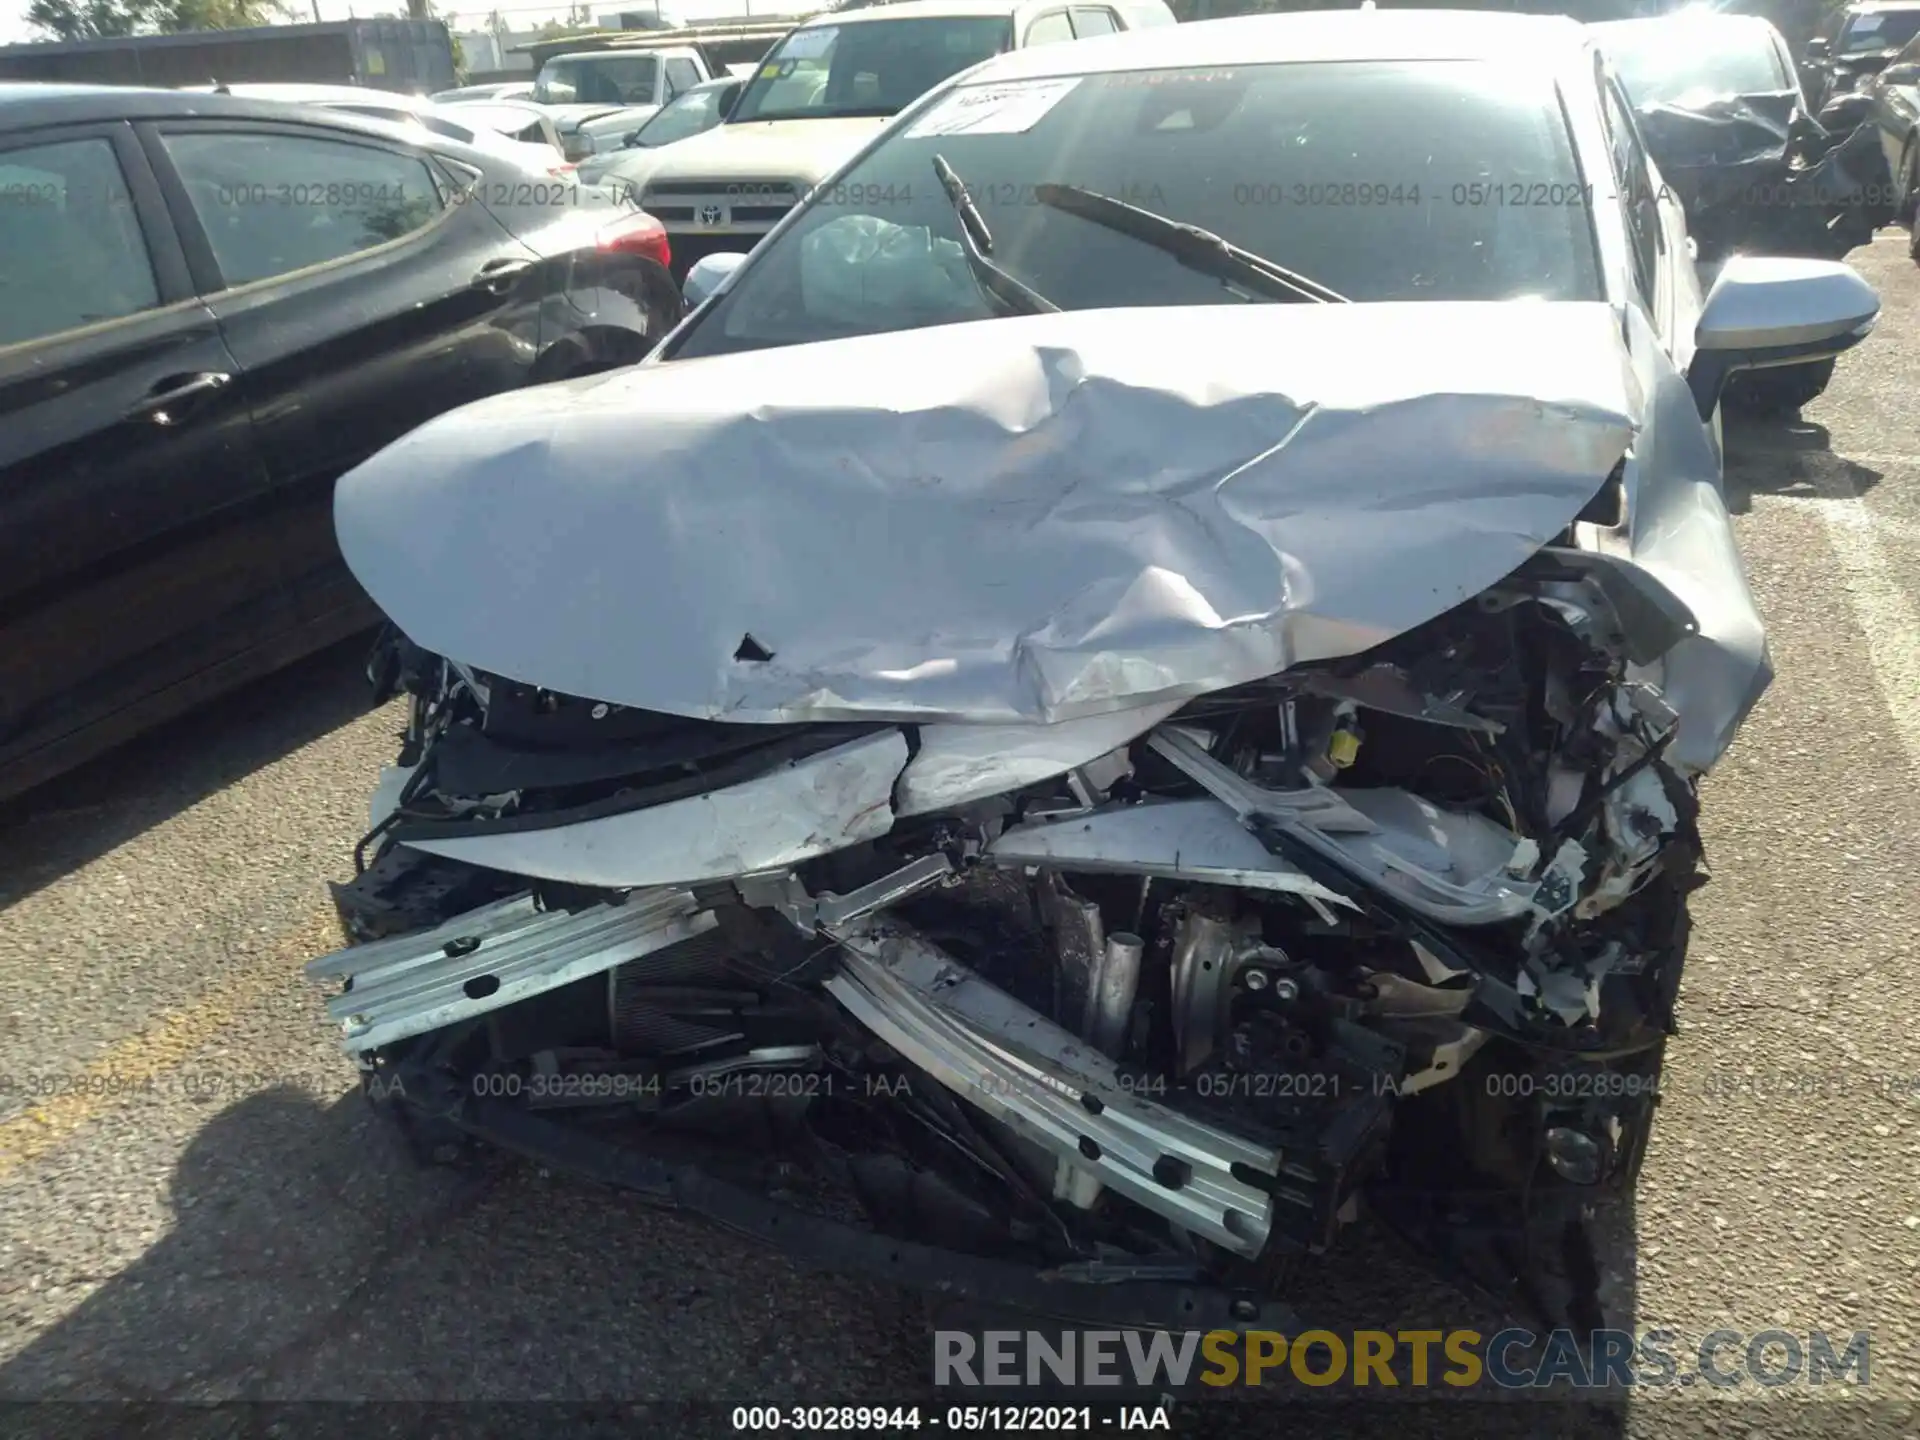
699 204 726 227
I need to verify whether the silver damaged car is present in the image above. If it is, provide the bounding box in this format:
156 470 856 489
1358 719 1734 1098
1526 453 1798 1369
309 11 1879 1334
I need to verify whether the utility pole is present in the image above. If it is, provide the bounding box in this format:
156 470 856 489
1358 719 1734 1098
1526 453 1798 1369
407 0 428 16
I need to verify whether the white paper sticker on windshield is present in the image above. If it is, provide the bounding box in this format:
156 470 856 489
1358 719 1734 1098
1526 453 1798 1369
905 77 1082 138
780 26 838 59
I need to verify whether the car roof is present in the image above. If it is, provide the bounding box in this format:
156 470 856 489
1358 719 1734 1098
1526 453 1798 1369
545 47 677 60
948 8 1587 84
792 0 1028 27
0 80 549 173
204 82 435 108
0 80 438 131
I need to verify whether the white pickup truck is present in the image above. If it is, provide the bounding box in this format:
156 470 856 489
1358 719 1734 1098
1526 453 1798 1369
531 45 721 158
579 0 1176 279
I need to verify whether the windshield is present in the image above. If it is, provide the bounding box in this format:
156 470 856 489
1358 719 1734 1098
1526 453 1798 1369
676 60 1602 359
1837 9 1920 53
1597 23 1789 103
728 17 1015 123
635 82 736 145
536 55 661 105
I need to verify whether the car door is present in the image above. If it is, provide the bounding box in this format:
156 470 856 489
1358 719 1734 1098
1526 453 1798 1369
0 122 279 797
1868 35 1920 189
139 117 547 627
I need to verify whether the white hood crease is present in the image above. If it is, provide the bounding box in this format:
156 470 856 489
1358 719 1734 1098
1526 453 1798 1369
334 302 1639 726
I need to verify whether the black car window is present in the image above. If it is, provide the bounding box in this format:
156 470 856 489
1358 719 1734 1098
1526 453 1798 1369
729 18 1016 122
1070 7 1119 36
0 137 160 348
537 55 662 104
161 131 446 289
1838 8 1920 54
676 59 1602 358
666 57 703 96
1598 71 1660 308
1026 12 1075 46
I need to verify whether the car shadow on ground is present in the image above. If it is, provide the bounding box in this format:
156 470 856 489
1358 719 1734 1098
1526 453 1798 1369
0 634 381 913
1722 414 1884 515
0 1082 1645 1438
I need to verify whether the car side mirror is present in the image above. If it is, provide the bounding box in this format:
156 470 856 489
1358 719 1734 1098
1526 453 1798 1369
682 250 747 309
1883 62 1920 84
1806 36 1829 57
1688 255 1879 419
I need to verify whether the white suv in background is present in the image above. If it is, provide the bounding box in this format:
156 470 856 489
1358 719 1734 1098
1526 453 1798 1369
579 0 1175 280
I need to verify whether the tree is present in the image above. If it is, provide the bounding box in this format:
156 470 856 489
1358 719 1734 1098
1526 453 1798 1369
28 0 288 38
26 0 159 39
165 0 292 26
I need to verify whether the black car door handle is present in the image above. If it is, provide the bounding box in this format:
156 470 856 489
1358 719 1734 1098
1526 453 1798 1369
473 259 535 295
124 372 232 427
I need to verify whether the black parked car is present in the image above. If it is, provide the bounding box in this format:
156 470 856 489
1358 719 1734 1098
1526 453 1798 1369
0 83 681 801
1803 0 1920 112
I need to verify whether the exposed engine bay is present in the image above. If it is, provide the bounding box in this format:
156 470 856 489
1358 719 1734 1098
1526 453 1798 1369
317 543 1706 1334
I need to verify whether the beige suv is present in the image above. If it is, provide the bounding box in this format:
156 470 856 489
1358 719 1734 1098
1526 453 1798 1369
579 0 1176 280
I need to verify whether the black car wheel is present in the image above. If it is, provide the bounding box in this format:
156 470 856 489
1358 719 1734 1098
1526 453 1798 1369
1723 359 1837 417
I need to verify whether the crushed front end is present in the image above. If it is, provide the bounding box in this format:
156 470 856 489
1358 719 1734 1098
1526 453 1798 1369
316 546 1707 1332
307 302 1761 1333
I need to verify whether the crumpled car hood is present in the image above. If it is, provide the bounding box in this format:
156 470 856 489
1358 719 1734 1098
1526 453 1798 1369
1635 89 1798 170
334 302 1639 726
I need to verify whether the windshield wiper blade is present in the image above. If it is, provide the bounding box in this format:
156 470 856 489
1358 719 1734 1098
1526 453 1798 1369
931 155 1059 316
1032 182 1349 304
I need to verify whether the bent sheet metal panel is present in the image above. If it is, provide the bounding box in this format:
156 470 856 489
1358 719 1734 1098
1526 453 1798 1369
305 887 713 1053
334 302 1637 726
399 728 909 886
983 795 1354 906
826 917 1281 1257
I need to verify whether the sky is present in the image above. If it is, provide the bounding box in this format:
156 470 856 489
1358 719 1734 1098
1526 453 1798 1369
0 0 763 46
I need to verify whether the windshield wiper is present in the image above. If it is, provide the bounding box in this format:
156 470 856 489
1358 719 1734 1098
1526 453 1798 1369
1032 183 1348 304
931 155 1059 317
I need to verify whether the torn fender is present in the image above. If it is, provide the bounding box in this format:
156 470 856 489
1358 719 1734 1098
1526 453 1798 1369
334 301 1637 727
